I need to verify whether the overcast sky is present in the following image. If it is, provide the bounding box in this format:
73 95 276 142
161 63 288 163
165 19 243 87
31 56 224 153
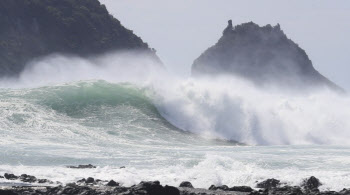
100 0 350 90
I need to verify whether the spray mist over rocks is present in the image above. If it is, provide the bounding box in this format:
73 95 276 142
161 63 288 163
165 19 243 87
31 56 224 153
1 0 349 191
0 51 349 146
1 52 350 191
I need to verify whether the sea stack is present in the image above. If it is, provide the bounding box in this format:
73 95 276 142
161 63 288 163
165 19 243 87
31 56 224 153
0 0 160 76
192 20 341 91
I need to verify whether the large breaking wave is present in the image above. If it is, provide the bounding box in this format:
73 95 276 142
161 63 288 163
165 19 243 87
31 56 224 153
1 52 350 146
1 52 350 191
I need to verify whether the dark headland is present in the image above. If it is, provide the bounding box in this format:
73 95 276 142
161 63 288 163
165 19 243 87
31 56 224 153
0 0 160 76
0 0 349 194
192 20 343 92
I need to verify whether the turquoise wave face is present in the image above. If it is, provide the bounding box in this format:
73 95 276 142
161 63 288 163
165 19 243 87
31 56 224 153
26 80 159 118
1 80 350 191
0 80 236 165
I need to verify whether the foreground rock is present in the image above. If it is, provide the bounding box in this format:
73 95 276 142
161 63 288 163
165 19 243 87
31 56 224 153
301 176 322 190
1 175 350 195
179 181 194 188
192 20 343 92
256 178 280 189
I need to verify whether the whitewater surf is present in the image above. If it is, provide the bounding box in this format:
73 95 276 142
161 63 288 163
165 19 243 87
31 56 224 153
0 54 350 191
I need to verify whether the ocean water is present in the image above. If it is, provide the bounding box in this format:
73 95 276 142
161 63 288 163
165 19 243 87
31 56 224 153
0 53 349 191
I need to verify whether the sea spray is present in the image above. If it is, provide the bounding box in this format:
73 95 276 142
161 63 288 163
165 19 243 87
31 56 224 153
152 77 350 145
0 53 350 190
1 53 350 145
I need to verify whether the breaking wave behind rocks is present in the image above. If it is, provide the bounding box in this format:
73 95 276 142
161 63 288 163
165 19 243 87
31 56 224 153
0 52 350 190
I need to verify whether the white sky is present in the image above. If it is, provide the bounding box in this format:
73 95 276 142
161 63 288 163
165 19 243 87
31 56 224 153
100 0 350 90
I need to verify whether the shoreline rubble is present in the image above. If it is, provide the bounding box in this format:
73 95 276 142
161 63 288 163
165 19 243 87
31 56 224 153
0 171 349 195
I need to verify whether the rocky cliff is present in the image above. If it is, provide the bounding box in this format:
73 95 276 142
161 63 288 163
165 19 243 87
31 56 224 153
192 20 341 91
0 0 159 76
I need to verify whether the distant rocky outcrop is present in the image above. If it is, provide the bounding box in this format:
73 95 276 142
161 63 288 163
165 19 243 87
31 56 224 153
0 0 159 76
192 20 342 91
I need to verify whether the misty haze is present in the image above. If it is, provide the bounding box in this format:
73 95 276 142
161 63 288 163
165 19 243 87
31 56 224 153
0 1 349 195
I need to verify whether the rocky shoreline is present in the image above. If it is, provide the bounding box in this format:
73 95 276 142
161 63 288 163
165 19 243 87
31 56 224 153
1 169 349 195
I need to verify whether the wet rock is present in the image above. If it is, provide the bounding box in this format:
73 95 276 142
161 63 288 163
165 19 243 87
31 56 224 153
37 179 51 184
164 185 180 195
107 180 119 187
134 181 165 195
113 186 130 194
66 182 77 187
339 188 350 195
67 164 96 169
230 186 254 192
208 185 217 190
19 174 37 183
85 177 95 184
77 178 86 183
220 185 230 191
179 181 194 188
59 186 92 195
302 176 322 190
218 185 229 191
0 176 3 178
4 173 18 180
256 178 281 189
249 191 261 195
269 186 303 195
95 179 104 183
0 189 17 195
0 182 346 195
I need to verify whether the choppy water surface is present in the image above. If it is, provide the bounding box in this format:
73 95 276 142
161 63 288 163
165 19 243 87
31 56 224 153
0 54 349 190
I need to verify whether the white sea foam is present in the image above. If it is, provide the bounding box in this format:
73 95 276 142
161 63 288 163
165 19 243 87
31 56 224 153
153 77 350 145
0 53 349 190
2 52 349 145
0 152 349 191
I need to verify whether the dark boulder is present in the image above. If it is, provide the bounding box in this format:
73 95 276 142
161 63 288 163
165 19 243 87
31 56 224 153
268 186 303 195
37 179 51 183
179 181 194 188
134 181 165 195
164 185 180 195
107 180 119 187
339 188 350 195
302 176 322 190
59 185 95 195
230 186 254 192
0 190 17 195
85 177 95 184
4 173 18 180
208 185 217 190
217 185 229 191
256 178 281 189
19 174 37 183
208 185 230 191
77 178 86 183
249 191 261 195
